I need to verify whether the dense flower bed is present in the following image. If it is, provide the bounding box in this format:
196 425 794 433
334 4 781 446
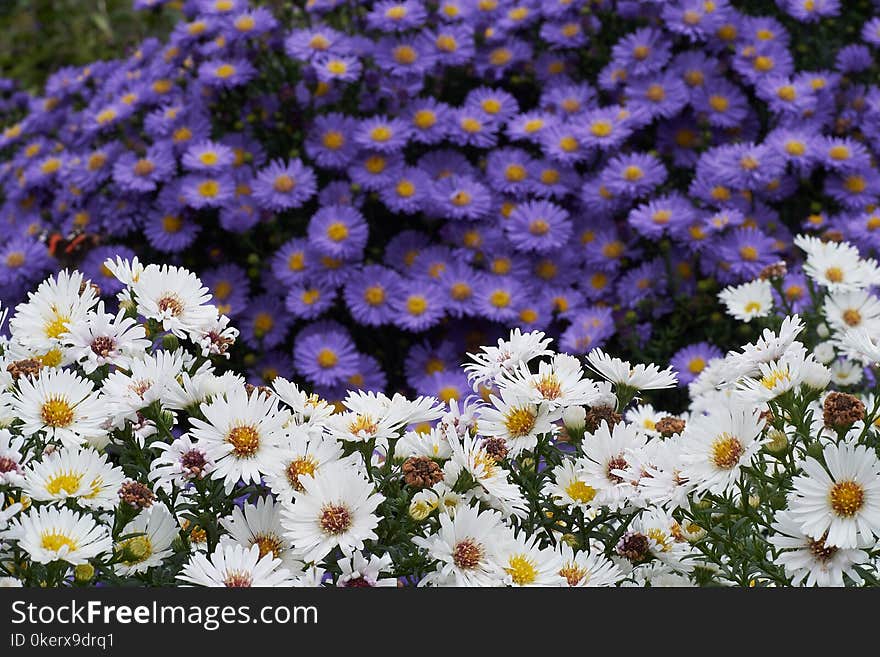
1 233 880 587
2 0 880 401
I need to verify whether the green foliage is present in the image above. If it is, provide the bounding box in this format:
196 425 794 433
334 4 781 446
0 0 176 93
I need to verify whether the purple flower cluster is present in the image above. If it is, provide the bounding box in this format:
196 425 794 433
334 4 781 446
2 0 880 399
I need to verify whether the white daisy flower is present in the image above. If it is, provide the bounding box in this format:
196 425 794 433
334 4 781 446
336 551 396 587
8 269 98 357
477 386 559 456
556 542 622 587
735 344 811 404
190 312 239 358
769 510 868 587
0 577 22 587
679 405 765 495
177 543 295 587
103 255 145 290
221 496 301 572
838 326 880 364
496 354 599 410
464 328 554 389
64 302 150 374
4 505 112 565
164 370 245 411
271 378 335 428
189 385 289 493
149 433 214 492
14 368 107 447
795 234 880 291
823 289 880 335
497 532 564 587
580 420 647 510
788 442 880 548
543 459 597 510
102 349 186 428
830 357 863 387
22 446 124 510
131 263 217 338
115 504 178 576
280 461 383 563
718 278 773 322
720 315 805 382
413 504 508 587
444 431 528 519
394 427 453 461
625 403 664 436
0 428 28 486
265 428 349 501
586 349 677 390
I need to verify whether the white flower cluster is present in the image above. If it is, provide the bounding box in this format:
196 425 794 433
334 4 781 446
2 249 880 588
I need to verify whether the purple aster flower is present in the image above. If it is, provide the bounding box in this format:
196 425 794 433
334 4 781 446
284 25 350 61
307 206 368 259
783 0 840 22
305 113 359 169
378 166 432 215
615 259 668 311
429 175 492 220
342 264 401 327
347 151 404 191
111 144 175 193
539 123 590 165
485 147 535 196
540 81 596 118
559 306 615 354
198 58 256 88
691 78 750 128
578 107 633 150
464 87 520 124
602 152 667 198
366 1 428 32
448 109 499 149
406 98 452 145
423 370 470 405
581 227 630 273
505 110 556 144
429 24 475 67
182 139 235 172
774 267 811 314
384 229 431 274
374 35 436 77
248 351 295 386
862 17 880 46
285 281 337 320
239 293 293 350
390 278 446 331
817 137 872 173
671 342 723 386
143 209 201 253
180 173 235 209
610 27 672 76
252 159 317 211
312 54 363 83
354 116 411 153
201 264 250 318
628 193 696 240
293 321 360 388
526 161 578 199
504 200 572 253
271 237 313 286
625 72 689 120
825 169 880 210
436 260 483 318
405 339 459 390
477 39 532 79
473 276 524 324
225 7 278 40
540 18 590 49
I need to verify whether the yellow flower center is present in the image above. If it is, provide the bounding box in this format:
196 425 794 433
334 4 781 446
364 285 385 306
490 290 511 308
41 397 74 428
41 531 78 553
825 266 844 283
316 348 338 368
565 480 596 504
273 174 295 193
829 480 864 518
214 64 236 79
326 221 349 242
286 456 318 491
688 357 706 375
711 433 745 469
198 180 220 198
227 425 260 458
253 312 274 336
505 554 538 585
590 120 612 137
407 295 427 315
45 472 83 496
393 46 417 65
162 215 183 233
504 407 536 438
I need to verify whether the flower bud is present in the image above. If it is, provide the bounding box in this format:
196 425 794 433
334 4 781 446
162 333 180 351
562 405 586 431
74 563 95 583
408 490 438 521
764 428 789 454
817 322 830 338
